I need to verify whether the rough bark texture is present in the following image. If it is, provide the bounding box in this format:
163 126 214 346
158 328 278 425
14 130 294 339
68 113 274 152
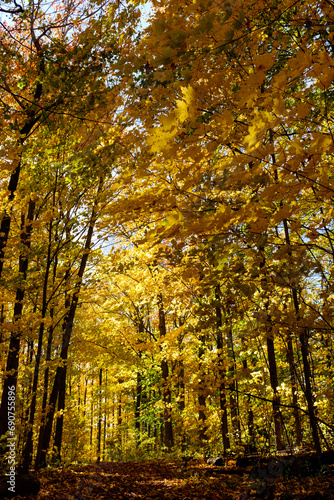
266 332 285 450
283 219 321 453
286 336 303 447
227 326 241 445
97 368 103 462
135 371 142 446
0 200 35 439
22 220 53 472
215 286 230 453
259 243 285 450
197 334 208 450
158 294 174 450
35 179 103 468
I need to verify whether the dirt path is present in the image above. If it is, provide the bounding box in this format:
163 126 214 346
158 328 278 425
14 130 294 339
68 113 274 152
7 459 334 499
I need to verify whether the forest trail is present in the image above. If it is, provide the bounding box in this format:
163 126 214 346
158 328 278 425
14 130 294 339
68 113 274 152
6 458 334 500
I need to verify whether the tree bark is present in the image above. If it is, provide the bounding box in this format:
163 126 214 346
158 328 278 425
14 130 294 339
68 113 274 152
22 218 53 471
266 331 285 450
135 371 142 447
286 335 303 447
117 394 122 449
227 325 241 446
283 219 321 453
259 243 285 450
0 200 35 438
35 178 103 468
135 318 144 447
36 225 59 467
158 294 174 450
90 382 94 449
215 286 230 453
97 368 103 462
197 334 208 451
0 22 45 280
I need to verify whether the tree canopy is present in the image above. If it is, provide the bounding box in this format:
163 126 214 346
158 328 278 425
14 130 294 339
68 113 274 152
0 0 334 474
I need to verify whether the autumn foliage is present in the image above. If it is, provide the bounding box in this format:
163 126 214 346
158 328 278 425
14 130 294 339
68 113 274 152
0 0 334 481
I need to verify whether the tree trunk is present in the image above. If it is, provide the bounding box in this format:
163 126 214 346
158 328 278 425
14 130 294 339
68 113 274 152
97 368 102 462
84 379 88 418
36 242 58 468
215 286 230 454
259 242 285 450
135 318 144 447
283 219 321 453
117 395 122 449
266 331 285 450
22 219 53 472
35 178 103 468
227 325 241 446
0 304 5 345
0 34 45 281
197 334 208 451
158 294 174 450
20 340 34 456
52 266 72 464
103 371 107 461
0 200 35 438
53 367 67 462
135 371 142 447
300 326 321 453
286 336 303 447
90 383 94 449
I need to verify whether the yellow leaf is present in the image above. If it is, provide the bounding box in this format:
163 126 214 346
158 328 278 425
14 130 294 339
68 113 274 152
273 205 293 223
295 102 311 118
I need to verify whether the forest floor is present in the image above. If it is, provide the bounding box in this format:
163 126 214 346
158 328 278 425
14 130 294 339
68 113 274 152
7 457 334 500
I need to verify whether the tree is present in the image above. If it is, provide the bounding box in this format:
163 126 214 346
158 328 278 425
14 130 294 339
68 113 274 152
1 0 334 469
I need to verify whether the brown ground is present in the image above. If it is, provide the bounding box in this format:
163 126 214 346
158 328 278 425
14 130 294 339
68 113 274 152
7 458 334 500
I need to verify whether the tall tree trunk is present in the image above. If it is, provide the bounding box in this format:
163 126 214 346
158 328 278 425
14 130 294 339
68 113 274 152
266 330 285 450
197 333 208 451
97 368 103 462
174 320 186 451
215 286 230 454
176 361 185 413
90 382 94 449
103 371 107 460
135 318 144 447
53 367 67 462
281 220 303 446
0 32 45 280
52 266 72 463
283 219 320 451
0 304 5 346
158 294 174 450
286 335 303 447
299 327 321 453
35 311 57 466
84 378 88 418
20 340 34 456
227 324 241 446
36 235 59 467
245 393 256 453
0 200 35 438
176 356 186 451
117 394 122 449
22 219 54 471
35 261 68 468
135 371 142 447
240 330 256 453
35 178 103 468
0 161 22 280
259 243 285 450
